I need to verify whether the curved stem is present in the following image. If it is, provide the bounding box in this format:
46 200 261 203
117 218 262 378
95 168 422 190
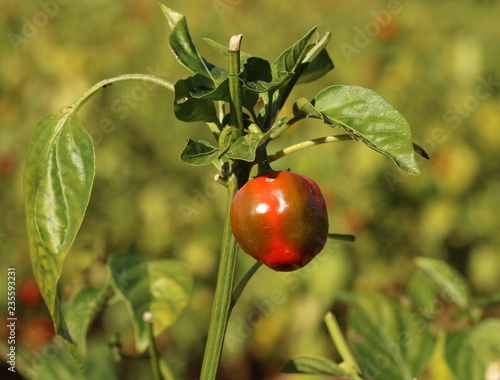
269 134 353 162
199 175 240 380
324 312 362 377
72 73 175 111
231 261 262 311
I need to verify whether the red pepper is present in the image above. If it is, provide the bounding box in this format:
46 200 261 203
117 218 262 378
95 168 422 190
230 171 329 271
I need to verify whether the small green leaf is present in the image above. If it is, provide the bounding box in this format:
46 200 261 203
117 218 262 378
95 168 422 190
281 355 357 378
342 292 435 380
240 57 291 93
407 269 438 319
269 116 290 140
313 85 420 175
180 139 221 166
415 257 470 308
108 252 193 353
32 341 118 380
174 74 219 123
203 37 252 65
66 287 111 357
161 5 217 81
297 48 334 84
224 132 268 162
445 319 500 380
24 107 95 362
293 97 323 119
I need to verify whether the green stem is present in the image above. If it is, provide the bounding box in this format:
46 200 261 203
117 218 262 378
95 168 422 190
228 35 244 140
231 261 262 311
269 134 353 162
72 73 175 111
143 312 164 380
324 312 361 375
199 175 240 380
327 233 356 242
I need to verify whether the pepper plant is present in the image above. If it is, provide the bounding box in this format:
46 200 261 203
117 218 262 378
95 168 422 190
25 5 500 380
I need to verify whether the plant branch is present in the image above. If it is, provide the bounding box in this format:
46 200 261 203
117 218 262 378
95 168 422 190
199 175 240 380
143 312 164 380
328 233 356 242
269 134 353 162
72 73 175 111
324 312 361 376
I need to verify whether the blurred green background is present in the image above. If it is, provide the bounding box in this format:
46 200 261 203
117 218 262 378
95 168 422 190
1 0 499 379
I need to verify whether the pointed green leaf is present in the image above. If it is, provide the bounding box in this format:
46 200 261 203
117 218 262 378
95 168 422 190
415 257 470 308
24 107 95 357
224 132 268 162
445 319 500 380
190 76 258 113
180 138 221 166
174 74 219 123
272 26 317 79
342 292 435 380
108 252 193 353
313 85 420 175
161 5 214 80
297 48 334 84
204 37 252 65
281 355 357 378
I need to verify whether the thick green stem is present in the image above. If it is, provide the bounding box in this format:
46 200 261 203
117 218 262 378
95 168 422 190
228 35 244 140
72 73 175 111
256 145 274 176
143 312 164 380
199 175 240 380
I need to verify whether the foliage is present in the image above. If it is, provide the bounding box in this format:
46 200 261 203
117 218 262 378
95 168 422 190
1 1 499 380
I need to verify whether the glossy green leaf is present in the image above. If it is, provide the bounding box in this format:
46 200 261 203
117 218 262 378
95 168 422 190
415 257 470 308
343 292 435 380
180 138 221 166
281 355 357 378
224 132 268 162
108 252 193 353
161 5 214 81
445 319 500 380
66 287 111 357
174 74 219 123
24 107 95 354
313 85 420 175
